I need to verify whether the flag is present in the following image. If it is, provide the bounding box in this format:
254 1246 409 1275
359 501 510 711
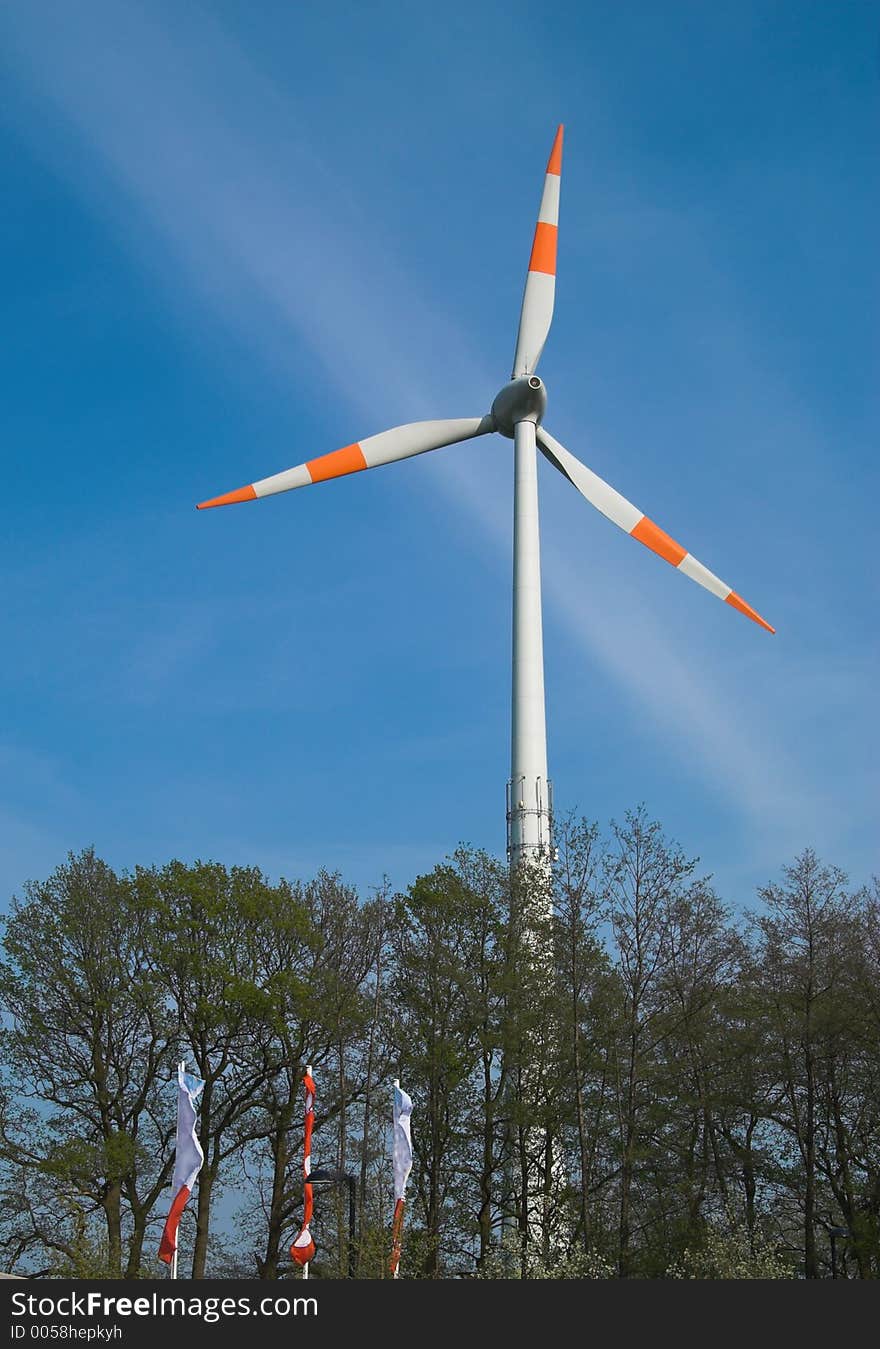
290 1068 317 1266
389 1079 413 1275
158 1064 205 1264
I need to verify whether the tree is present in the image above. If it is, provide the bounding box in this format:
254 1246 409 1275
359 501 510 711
136 860 287 1278
749 850 865 1277
648 875 739 1255
603 808 697 1276
0 850 176 1277
233 872 384 1278
450 849 508 1266
387 852 505 1276
550 816 610 1253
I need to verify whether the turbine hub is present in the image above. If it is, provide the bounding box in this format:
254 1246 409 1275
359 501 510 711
491 376 547 439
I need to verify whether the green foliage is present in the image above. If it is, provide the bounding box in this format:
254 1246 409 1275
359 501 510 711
0 835 877 1280
474 1231 615 1279
665 1225 795 1279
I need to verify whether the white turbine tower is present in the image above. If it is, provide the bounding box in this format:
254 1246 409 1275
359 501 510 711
197 124 774 871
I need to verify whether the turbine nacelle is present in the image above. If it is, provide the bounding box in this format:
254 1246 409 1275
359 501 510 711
491 375 547 439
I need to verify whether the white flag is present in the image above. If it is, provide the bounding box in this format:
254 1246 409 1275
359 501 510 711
158 1064 205 1264
392 1081 413 1201
389 1080 413 1275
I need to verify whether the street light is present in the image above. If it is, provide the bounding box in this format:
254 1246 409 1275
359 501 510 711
827 1226 851 1279
310 1167 357 1279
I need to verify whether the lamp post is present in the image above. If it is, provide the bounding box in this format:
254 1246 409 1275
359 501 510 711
828 1226 851 1280
310 1167 357 1279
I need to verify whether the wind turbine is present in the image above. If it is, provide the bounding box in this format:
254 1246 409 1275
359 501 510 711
197 125 774 869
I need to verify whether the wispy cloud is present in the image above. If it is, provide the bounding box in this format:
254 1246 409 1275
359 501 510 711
431 443 838 854
0 2 483 419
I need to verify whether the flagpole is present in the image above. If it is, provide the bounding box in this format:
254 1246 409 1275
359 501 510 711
289 1066 317 1276
159 1057 204 1279
389 1079 412 1280
169 1059 185 1281
393 1082 401 1280
303 1065 313 1281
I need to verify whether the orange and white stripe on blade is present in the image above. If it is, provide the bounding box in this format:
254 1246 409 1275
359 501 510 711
536 427 775 633
196 417 495 509
512 125 563 378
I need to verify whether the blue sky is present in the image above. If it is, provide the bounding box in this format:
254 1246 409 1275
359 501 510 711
1 0 877 911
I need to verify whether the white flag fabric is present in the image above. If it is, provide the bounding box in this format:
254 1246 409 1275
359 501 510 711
158 1065 205 1264
389 1081 413 1275
392 1082 413 1201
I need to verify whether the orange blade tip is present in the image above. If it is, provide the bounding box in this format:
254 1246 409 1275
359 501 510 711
547 125 564 175
726 591 775 634
196 484 257 510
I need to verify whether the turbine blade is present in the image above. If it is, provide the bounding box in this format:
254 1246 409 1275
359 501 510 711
512 125 563 379
197 416 495 509
537 426 775 633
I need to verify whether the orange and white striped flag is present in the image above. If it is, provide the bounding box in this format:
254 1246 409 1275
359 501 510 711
290 1068 316 1267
